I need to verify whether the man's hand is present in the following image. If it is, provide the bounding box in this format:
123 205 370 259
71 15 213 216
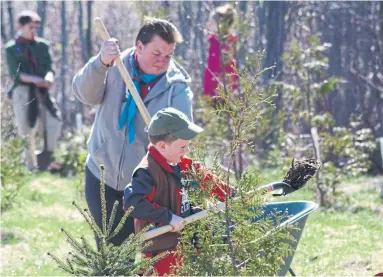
100 38 120 66
44 72 54 83
35 78 53 89
169 214 185 232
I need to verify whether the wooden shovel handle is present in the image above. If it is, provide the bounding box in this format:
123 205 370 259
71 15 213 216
141 202 226 241
94 17 152 126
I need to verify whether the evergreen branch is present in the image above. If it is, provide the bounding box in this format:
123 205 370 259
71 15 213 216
103 245 126 269
100 165 107 235
107 200 119 238
61 228 86 255
80 236 101 258
83 208 104 238
111 224 151 263
47 252 74 274
108 207 133 240
68 251 88 267
107 225 153 271
112 237 139 263
99 239 107 267
72 201 103 238
73 267 89 276
66 257 75 273
141 240 154 252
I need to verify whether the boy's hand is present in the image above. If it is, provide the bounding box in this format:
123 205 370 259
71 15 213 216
169 214 185 232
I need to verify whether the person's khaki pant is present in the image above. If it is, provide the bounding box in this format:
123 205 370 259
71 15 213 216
12 85 62 170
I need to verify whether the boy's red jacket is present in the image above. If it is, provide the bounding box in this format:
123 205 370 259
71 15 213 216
123 145 232 254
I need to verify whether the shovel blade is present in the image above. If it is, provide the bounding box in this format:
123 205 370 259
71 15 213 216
36 150 53 171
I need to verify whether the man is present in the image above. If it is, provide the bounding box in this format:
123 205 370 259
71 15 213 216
72 18 194 246
5 10 62 172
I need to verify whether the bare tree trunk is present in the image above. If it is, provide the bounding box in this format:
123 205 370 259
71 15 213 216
7 1 14 38
261 2 289 153
1 2 7 42
239 1 247 15
161 1 170 10
257 1 265 49
193 1 205 84
86 0 93 59
197 1 206 83
177 1 191 59
61 1 67 124
264 1 288 81
305 66 325 205
37 1 47 37
75 1 85 124
236 1 249 66
325 4 344 124
78 1 88 63
311 127 325 206
380 1 383 52
376 1 383 137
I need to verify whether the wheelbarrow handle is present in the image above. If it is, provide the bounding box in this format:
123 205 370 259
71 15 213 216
141 182 295 241
94 17 152 126
257 181 296 196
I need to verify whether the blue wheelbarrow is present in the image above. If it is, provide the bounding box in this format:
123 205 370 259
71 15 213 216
253 182 319 276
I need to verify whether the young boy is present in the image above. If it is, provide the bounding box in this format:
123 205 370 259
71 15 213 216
123 107 232 275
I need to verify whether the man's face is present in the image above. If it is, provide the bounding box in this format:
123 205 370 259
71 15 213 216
136 35 176 75
157 139 190 164
19 21 38 40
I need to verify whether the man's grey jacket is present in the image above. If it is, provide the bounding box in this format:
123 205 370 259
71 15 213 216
72 47 193 191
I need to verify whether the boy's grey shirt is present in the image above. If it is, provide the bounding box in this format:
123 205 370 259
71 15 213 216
72 47 193 191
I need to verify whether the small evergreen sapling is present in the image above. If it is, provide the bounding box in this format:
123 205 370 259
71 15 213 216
48 165 161 276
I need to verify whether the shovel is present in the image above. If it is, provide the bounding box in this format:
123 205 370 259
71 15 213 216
36 89 53 170
94 17 152 126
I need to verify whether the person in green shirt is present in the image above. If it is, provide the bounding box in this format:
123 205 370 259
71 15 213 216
5 10 62 171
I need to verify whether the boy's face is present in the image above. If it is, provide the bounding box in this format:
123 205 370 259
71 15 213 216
156 138 190 164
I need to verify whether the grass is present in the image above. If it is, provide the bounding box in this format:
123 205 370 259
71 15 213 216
263 170 383 276
1 170 382 276
1 172 93 276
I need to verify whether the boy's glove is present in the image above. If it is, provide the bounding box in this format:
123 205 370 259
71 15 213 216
169 214 185 232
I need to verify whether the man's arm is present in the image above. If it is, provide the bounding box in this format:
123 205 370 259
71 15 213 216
5 47 20 83
123 169 173 225
5 47 47 87
72 38 120 106
18 73 39 83
72 54 109 106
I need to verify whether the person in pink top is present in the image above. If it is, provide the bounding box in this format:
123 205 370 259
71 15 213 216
204 4 238 97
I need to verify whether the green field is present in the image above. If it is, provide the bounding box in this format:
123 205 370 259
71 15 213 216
1 172 382 276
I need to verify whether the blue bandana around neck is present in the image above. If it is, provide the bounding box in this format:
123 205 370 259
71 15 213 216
118 56 164 144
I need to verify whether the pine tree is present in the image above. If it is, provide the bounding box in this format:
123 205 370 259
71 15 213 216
172 60 291 275
48 165 162 276
174 52 320 275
